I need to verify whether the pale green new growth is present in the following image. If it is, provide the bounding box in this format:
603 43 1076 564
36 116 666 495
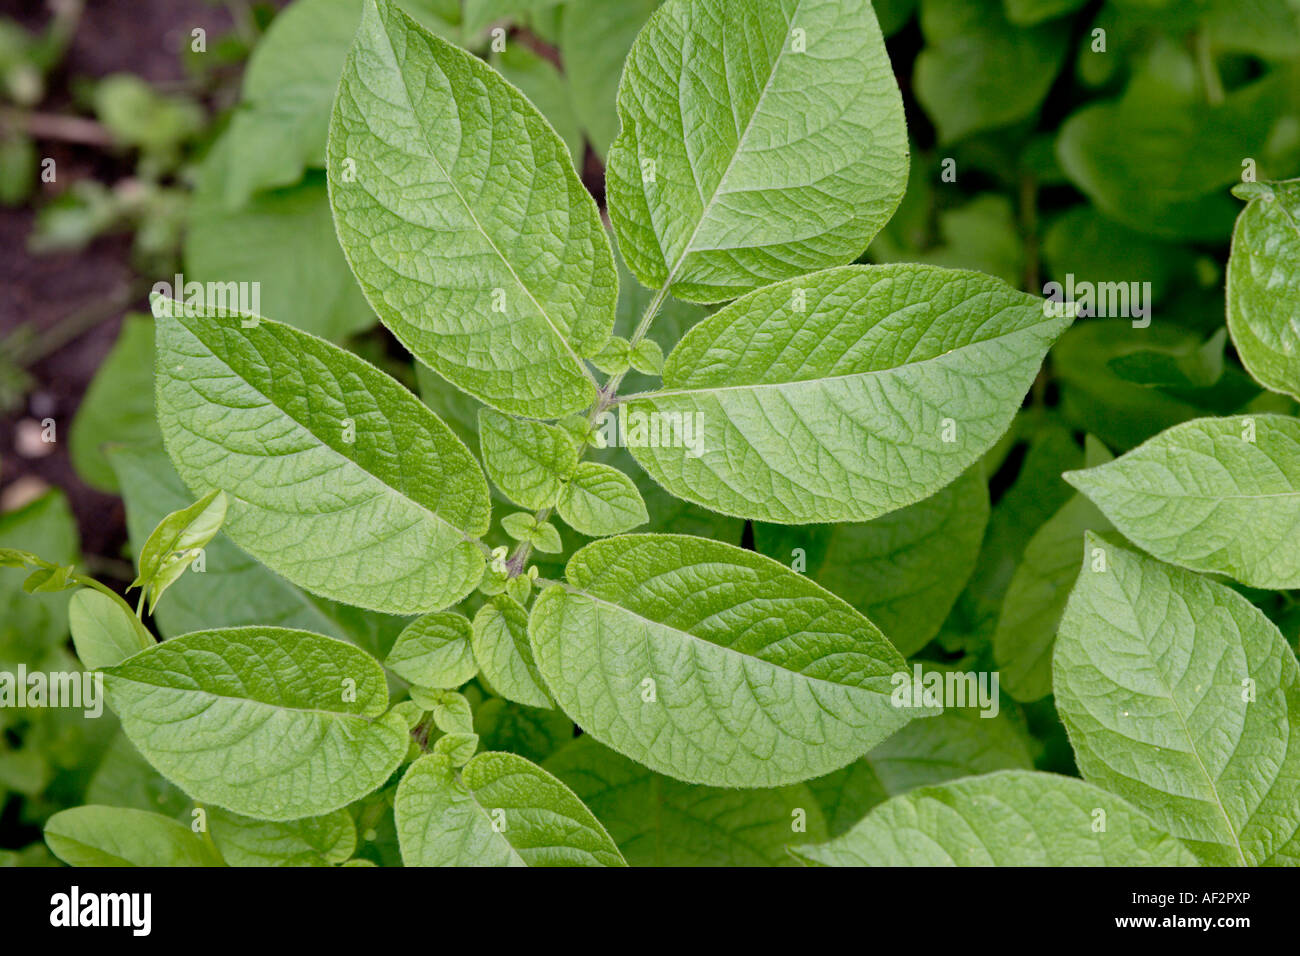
792 772 1200 866
104 627 409 820
1227 179 1300 400
1065 415 1300 589
627 265 1069 522
395 751 626 866
131 488 227 614
472 595 552 709
528 534 925 788
68 589 153 670
556 462 649 537
385 611 478 689
1055 534 1300 866
154 296 490 615
329 0 615 417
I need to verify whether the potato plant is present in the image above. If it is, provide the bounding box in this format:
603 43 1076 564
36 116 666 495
3 0 1300 868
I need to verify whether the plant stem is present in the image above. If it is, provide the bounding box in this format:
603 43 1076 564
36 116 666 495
1195 31 1225 106
503 283 672 577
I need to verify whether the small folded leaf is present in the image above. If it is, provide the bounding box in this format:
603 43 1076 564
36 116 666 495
607 0 907 302
791 771 1200 866
395 751 626 866
154 296 490 615
131 488 227 613
45 806 225 867
626 265 1070 522
472 595 552 708
1065 415 1300 589
432 732 479 767
1055 533 1300 866
104 627 409 820
1227 179 1300 400
68 589 153 670
208 808 356 867
479 410 580 510
385 611 477 689
329 0 614 417
528 534 925 788
556 462 649 537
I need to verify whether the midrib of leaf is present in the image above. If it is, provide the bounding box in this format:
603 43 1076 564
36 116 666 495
649 0 802 291
112 675 386 724
179 321 481 547
368 12 597 387
624 312 1057 400
461 777 528 865
1106 571 1249 866
556 582 891 698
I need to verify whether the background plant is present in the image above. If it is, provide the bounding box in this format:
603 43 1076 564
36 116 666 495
1 0 1299 867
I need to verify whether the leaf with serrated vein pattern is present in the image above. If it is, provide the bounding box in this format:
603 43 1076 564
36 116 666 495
1065 415 1300 589
328 0 614 417
791 771 1200 866
527 534 925 788
1054 533 1300 866
626 265 1069 522
606 0 907 303
395 751 625 866
104 627 409 821
154 297 489 615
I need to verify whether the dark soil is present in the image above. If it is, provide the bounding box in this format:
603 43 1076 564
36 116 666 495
0 0 241 573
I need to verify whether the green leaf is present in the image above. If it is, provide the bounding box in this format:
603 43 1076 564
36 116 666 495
606 0 907 302
209 807 356 867
1003 0 1087 26
1227 180 1300 400
754 467 988 656
529 520 563 553
68 589 153 671
1055 533 1300 866
394 751 626 866
629 339 664 376
479 409 580 510
425 689 474 735
217 0 365 205
103 627 409 820
154 296 490 615
556 462 649 537
385 612 477 689
472 595 552 708
45 806 224 867
528 534 925 787
0 490 78 659
915 0 1069 144
85 732 190 818
461 0 563 38
1065 415 1300 589
559 0 658 157
809 702 1034 836
625 265 1070 523
432 732 479 767
187 136 375 341
993 437 1113 702
131 488 227 614
490 44 584 164
110 444 405 655
546 736 828 865
791 771 1200 866
68 314 159 492
328 0 614 417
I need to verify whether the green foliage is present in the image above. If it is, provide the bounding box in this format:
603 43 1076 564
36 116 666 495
15 0 1300 868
